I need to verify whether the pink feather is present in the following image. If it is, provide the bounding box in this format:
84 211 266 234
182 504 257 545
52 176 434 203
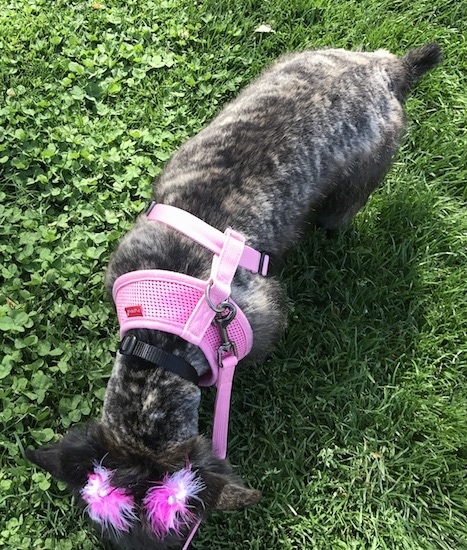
81 465 136 532
143 467 205 538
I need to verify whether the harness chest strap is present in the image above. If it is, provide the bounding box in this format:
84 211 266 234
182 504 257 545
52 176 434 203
183 225 245 349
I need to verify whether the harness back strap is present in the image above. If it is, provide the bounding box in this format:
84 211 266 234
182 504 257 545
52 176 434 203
145 202 269 276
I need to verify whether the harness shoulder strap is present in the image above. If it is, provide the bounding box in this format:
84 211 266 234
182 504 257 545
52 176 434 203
145 202 269 276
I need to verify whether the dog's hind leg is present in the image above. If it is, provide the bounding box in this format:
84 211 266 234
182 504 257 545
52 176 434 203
313 157 395 230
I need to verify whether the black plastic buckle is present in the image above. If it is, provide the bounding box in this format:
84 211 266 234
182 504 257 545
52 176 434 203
119 334 138 356
143 201 156 216
258 251 269 276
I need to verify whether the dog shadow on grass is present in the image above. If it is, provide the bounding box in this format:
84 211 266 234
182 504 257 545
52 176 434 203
196 189 462 548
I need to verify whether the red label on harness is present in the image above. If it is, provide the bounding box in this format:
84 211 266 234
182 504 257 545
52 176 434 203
125 305 143 317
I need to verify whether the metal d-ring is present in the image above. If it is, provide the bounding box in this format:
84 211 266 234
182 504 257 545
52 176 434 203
205 280 228 313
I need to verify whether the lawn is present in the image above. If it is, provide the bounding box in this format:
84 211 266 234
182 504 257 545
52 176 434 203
1 0 466 549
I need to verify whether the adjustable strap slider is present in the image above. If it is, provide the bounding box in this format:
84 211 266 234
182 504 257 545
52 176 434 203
119 334 138 355
143 201 156 216
258 251 269 277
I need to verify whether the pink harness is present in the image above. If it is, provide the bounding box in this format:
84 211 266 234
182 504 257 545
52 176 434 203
112 203 269 546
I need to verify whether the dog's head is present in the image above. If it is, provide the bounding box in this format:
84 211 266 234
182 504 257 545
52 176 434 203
27 422 260 548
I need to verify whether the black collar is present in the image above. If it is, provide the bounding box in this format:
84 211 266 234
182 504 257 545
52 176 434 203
118 334 199 385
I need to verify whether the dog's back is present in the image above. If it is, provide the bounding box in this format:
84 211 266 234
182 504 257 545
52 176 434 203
109 44 442 276
106 44 442 364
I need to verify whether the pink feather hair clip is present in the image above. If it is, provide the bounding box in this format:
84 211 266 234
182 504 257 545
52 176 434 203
143 467 205 539
81 464 137 532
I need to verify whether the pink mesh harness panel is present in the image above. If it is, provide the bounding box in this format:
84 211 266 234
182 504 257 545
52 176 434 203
113 269 253 387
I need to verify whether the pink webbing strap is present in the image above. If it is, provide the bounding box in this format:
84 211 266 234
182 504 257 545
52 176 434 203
181 228 245 344
181 358 237 547
181 355 237 549
203 228 244 459
182 518 202 550
182 231 244 549
145 203 269 276
211 353 238 459
145 203 257 460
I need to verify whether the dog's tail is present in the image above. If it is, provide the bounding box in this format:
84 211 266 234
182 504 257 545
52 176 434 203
399 43 443 98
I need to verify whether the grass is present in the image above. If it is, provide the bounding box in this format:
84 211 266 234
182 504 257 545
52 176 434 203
1 0 466 548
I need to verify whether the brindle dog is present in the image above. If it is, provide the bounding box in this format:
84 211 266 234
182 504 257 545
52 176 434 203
27 44 441 549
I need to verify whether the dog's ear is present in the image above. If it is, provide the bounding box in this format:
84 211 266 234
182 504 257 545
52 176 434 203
179 437 262 511
201 471 261 510
215 480 261 510
26 423 108 487
26 444 66 480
